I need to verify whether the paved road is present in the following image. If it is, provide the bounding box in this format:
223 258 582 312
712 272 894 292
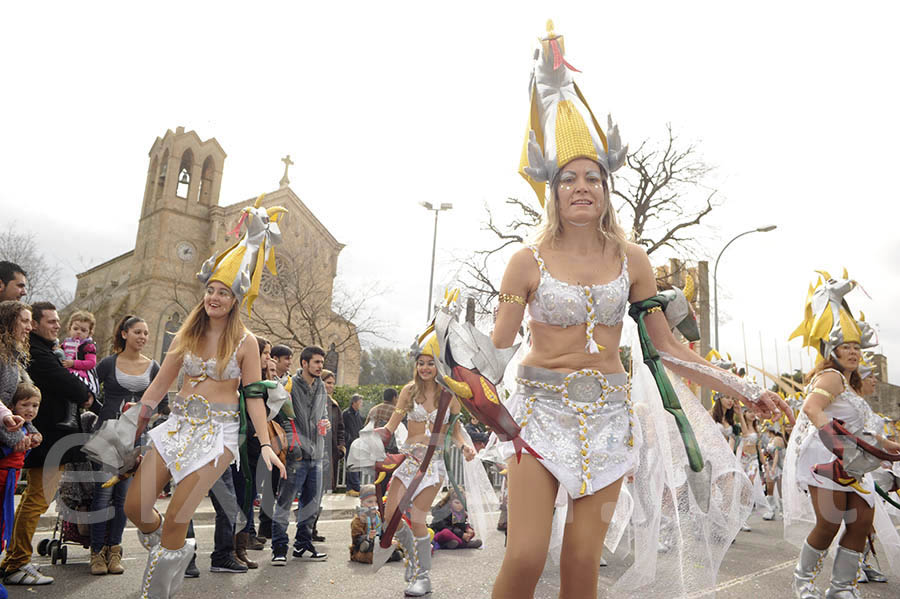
5 513 898 598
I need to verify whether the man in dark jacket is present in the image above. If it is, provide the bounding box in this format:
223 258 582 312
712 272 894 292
342 394 364 495
270 345 329 564
2 302 91 585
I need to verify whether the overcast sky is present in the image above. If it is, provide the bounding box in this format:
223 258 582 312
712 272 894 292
3 2 899 384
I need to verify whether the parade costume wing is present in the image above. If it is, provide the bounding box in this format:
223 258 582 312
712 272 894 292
606 322 752 598
428 290 540 462
83 403 143 474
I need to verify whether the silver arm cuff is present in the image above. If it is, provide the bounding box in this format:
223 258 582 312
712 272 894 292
658 350 765 404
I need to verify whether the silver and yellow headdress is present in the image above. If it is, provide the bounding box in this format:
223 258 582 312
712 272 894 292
409 290 457 361
519 20 628 207
789 269 877 361
197 194 288 315
858 352 877 380
705 349 735 371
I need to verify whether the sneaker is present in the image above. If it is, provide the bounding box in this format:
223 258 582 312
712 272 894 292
184 555 200 578
740 524 752 532
312 532 326 543
209 554 248 573
4 563 54 585
272 546 287 566
346 490 359 497
292 545 327 560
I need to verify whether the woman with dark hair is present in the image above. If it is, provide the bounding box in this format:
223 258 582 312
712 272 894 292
710 393 740 452
784 272 900 597
89 315 159 576
230 335 274 566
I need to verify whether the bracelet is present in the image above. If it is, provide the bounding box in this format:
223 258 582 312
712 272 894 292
260 443 272 449
499 292 526 306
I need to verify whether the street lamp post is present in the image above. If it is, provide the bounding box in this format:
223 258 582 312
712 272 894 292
713 225 777 350
420 201 453 321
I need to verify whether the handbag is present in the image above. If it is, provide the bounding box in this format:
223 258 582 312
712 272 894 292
266 419 288 464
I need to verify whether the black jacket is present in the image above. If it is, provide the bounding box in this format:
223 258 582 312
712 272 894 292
342 407 364 447
25 332 92 467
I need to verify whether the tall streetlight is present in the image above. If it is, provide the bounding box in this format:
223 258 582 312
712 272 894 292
713 225 777 350
420 201 453 321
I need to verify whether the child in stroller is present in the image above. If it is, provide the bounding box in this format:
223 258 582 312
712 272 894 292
36 412 98 564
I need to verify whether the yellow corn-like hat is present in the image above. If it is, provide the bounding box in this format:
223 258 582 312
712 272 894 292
518 20 627 207
197 193 288 315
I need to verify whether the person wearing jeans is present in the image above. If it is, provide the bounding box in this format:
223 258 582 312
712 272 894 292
271 345 329 564
208 470 248 573
271 458 323 560
3 303 91 586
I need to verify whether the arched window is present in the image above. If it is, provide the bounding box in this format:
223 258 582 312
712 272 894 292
199 156 215 204
144 155 159 215
159 310 182 361
155 149 169 199
176 149 194 198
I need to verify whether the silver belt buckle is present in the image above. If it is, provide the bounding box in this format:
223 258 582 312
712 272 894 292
565 372 608 404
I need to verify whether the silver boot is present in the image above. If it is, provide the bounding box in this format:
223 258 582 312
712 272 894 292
394 521 416 583
404 535 432 597
793 541 827 599
825 546 863 599
140 539 196 599
860 544 887 583
762 496 777 521
138 510 164 551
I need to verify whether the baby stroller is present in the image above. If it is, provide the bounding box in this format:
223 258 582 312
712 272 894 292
36 413 98 565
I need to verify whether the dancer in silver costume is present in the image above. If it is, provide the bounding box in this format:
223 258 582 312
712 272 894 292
380 336 477 597
88 196 288 599
855 359 889 584
490 23 791 599
762 421 787 521
783 271 900 598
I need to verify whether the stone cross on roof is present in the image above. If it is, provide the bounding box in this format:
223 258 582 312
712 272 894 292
279 154 294 188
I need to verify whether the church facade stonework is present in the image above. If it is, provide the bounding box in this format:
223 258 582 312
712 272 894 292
69 127 360 385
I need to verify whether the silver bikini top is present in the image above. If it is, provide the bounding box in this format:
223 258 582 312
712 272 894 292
815 369 883 436
526 245 630 351
407 401 451 426
182 333 247 385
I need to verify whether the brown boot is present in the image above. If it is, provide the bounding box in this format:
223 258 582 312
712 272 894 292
90 547 108 575
106 544 125 574
234 533 258 569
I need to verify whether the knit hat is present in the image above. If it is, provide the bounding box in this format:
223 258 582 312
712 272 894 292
359 484 377 502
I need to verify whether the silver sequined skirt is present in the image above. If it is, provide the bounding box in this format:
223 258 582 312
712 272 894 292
392 443 447 501
148 394 240 484
500 365 635 499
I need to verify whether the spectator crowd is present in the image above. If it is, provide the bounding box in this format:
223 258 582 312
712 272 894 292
0 259 489 596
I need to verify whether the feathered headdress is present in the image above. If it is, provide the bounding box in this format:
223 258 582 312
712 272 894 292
197 193 288 315
788 269 877 360
518 20 627 207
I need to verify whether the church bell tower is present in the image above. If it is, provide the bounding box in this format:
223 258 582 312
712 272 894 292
133 127 227 282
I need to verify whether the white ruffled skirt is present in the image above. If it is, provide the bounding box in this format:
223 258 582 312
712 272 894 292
148 394 240 484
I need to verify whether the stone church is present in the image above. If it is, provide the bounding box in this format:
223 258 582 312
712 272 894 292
69 127 360 385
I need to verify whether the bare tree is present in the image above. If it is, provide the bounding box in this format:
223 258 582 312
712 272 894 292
461 124 719 314
0 227 72 305
247 246 389 351
613 123 718 255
